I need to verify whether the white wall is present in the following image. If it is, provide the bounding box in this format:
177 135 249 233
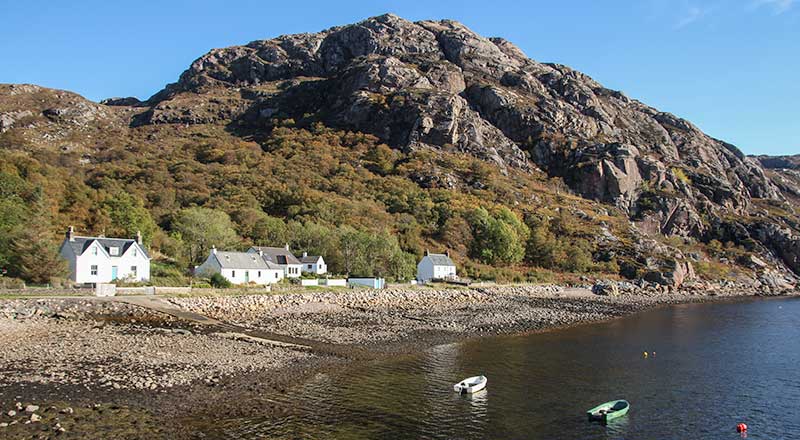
434 264 456 279
285 264 303 278
417 257 456 282
221 268 283 285
301 258 327 275
196 254 283 285
63 240 150 284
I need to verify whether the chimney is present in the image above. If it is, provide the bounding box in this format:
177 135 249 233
303 251 308 258
424 249 429 256
66 226 75 242
136 230 143 245
284 243 290 251
258 249 263 257
212 246 217 255
445 249 450 257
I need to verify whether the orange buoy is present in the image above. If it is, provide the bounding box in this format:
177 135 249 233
736 423 748 433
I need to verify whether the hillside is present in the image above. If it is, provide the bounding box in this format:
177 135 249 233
0 14 798 287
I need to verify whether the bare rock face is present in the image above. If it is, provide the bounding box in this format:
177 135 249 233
750 223 800 275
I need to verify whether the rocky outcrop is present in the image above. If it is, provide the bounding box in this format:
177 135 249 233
145 13 781 208
754 155 800 170
100 97 142 106
643 259 697 288
749 222 800 275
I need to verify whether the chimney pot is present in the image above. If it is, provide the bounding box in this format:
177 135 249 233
445 249 450 257
284 243 290 251
303 251 308 258
67 226 75 242
136 230 142 245
424 249 429 256
212 246 217 255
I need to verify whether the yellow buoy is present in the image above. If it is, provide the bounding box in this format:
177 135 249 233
643 351 648 358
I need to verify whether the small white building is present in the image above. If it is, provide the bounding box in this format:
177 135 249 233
195 248 283 285
417 250 457 283
247 245 303 278
299 252 327 275
59 227 151 284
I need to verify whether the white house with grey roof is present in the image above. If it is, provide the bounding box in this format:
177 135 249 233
247 245 303 278
59 227 151 284
299 252 327 275
195 247 284 285
416 250 457 283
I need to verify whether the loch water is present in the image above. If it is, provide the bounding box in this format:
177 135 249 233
227 297 800 439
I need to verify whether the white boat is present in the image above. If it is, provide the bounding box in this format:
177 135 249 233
453 375 487 394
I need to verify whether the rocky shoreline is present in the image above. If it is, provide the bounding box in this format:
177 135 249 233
1 285 797 438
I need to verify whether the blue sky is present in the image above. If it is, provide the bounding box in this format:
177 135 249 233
0 0 797 155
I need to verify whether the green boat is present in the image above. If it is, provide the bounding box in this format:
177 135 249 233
587 400 630 422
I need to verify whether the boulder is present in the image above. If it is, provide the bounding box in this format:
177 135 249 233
592 282 620 296
643 260 696 289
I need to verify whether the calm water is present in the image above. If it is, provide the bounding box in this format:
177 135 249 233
226 297 800 439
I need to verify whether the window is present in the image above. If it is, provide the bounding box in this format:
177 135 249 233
232 270 236 278
258 271 261 278
92 246 98 256
307 264 312 269
275 272 279 279
109 247 119 256
90 265 98 276
131 266 137 277
133 249 137 257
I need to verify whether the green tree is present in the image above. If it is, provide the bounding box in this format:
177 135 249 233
9 205 68 283
467 207 527 265
172 207 240 265
104 192 158 244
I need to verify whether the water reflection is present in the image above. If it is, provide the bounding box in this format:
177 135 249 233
222 297 800 440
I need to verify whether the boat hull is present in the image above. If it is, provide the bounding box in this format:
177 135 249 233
587 400 630 422
454 376 487 394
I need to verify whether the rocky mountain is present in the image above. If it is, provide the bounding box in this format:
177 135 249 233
1 14 797 287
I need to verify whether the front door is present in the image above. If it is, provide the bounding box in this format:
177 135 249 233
111 266 118 280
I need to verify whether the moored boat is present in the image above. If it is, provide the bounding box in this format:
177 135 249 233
453 375 487 394
587 399 629 422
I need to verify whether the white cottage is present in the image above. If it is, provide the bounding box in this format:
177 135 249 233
247 245 303 278
417 250 457 283
59 227 151 284
299 252 327 275
195 248 283 285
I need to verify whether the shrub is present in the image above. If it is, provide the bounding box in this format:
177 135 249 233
0 277 26 289
209 273 232 288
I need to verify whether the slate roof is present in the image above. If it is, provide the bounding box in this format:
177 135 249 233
214 251 272 270
65 236 150 259
426 253 455 267
300 255 322 264
249 246 301 265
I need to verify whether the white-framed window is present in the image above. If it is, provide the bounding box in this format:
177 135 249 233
275 272 279 279
131 266 137 277
92 246 98 256
109 247 119 256
257 271 261 278
90 265 98 276
133 248 138 257
231 270 236 278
